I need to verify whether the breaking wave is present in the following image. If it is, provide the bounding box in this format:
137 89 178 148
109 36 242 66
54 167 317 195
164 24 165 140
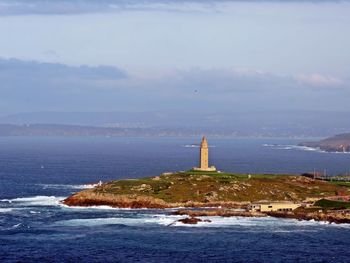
51 214 350 228
168 216 350 228
53 217 155 227
183 145 216 148
263 144 327 153
183 144 199 148
0 196 65 206
38 183 99 190
0 208 13 213
60 204 131 210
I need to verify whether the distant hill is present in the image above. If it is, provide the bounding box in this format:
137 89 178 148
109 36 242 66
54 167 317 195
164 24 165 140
1 110 350 137
1 123 350 139
0 112 156 127
0 124 184 137
0 124 141 137
299 133 350 152
0 123 240 137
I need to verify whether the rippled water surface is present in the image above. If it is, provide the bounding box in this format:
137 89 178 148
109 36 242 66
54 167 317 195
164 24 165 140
1 137 350 262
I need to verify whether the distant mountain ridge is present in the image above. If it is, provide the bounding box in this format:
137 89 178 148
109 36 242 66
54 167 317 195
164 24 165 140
0 112 155 127
0 123 165 137
1 110 350 137
0 123 243 137
0 123 341 138
300 133 350 152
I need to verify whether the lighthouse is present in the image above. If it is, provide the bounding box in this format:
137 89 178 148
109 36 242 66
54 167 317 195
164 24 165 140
193 136 217 172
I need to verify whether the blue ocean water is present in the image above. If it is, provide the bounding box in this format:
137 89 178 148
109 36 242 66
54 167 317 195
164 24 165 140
1 136 350 262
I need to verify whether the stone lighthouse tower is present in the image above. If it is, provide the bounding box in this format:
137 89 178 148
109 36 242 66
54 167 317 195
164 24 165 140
194 136 216 172
200 136 209 169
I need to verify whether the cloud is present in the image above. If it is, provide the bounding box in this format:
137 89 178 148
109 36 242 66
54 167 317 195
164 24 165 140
132 68 303 98
296 74 343 87
0 58 348 114
0 0 212 15
0 58 128 113
0 58 127 80
0 0 347 16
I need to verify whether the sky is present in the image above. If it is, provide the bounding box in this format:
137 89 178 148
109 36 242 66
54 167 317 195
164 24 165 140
0 0 349 122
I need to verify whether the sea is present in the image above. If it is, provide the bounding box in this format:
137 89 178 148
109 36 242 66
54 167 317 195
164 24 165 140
1 136 350 263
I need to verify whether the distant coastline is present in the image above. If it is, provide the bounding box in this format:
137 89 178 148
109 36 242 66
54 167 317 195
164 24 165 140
0 123 342 138
299 133 350 153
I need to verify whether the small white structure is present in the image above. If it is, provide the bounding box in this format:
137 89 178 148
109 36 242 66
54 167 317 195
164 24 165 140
249 201 301 212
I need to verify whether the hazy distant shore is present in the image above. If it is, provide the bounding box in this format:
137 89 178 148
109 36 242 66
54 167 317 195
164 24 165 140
299 133 350 153
0 123 331 138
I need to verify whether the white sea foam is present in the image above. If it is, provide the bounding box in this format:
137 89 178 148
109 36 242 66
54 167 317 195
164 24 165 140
267 143 350 154
60 204 130 210
60 203 158 211
263 144 328 153
51 214 291 228
54 217 152 227
262 144 276 147
29 210 41 214
171 216 265 227
284 145 324 152
183 144 199 148
53 213 185 227
12 223 22 228
0 208 13 213
146 215 186 226
54 215 286 228
39 183 98 190
183 145 216 148
50 212 350 228
0 196 65 206
164 215 350 228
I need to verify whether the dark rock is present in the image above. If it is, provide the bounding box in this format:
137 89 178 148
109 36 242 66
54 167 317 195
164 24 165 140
177 217 211 224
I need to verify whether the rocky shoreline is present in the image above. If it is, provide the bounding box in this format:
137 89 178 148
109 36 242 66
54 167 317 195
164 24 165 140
266 210 350 224
170 208 350 225
299 133 350 153
172 209 266 218
63 190 249 209
63 192 350 224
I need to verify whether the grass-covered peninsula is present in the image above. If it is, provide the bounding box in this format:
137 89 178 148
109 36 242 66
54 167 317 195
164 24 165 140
63 171 347 209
